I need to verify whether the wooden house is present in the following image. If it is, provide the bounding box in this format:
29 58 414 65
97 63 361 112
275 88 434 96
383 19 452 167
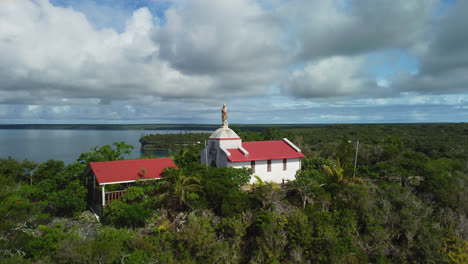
83 158 178 219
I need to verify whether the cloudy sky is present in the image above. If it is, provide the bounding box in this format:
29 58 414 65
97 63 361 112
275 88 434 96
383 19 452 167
0 0 467 124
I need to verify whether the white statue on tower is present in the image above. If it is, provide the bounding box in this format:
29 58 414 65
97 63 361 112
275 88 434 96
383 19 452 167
222 104 228 128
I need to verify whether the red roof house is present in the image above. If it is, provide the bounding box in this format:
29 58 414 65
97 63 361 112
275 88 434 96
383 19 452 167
89 158 178 185
84 158 177 219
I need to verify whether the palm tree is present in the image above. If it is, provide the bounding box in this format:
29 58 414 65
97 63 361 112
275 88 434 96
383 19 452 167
322 158 345 183
322 158 363 185
157 167 202 211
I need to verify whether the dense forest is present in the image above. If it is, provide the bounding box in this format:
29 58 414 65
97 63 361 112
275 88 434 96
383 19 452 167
1 124 467 263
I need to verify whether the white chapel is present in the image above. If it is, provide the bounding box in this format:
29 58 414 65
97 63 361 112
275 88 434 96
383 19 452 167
201 104 305 183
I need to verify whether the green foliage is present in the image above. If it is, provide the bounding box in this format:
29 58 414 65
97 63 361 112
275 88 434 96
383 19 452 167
233 127 295 143
33 159 65 183
246 210 288 263
25 224 67 260
201 166 252 216
56 162 87 186
16 161 87 217
220 191 252 217
78 141 134 163
444 237 468 264
261 127 291 141
146 230 179 263
215 216 248 260
157 167 202 211
251 179 285 211
289 169 325 208
78 227 134 264
322 158 345 183
2 125 468 263
418 158 466 208
105 200 152 228
176 215 217 261
125 249 151 264
173 145 205 170
337 134 356 166
378 136 403 161
140 132 209 152
0 157 37 187
123 186 146 203
0 193 39 223
51 180 87 217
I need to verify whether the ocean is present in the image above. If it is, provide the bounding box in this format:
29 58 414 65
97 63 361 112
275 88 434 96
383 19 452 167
0 129 197 164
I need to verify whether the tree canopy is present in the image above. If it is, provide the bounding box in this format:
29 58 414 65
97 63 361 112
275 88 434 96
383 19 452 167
1 123 468 263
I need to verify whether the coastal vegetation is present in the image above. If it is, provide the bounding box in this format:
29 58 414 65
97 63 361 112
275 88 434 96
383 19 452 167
140 132 209 152
1 123 467 263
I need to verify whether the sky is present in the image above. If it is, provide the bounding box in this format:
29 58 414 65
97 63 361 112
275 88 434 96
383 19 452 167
0 0 467 124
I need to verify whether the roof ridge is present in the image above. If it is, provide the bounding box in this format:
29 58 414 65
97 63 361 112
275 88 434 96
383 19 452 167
90 157 171 164
242 140 283 144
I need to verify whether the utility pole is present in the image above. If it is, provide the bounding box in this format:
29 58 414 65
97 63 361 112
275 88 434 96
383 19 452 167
353 139 359 178
205 140 208 170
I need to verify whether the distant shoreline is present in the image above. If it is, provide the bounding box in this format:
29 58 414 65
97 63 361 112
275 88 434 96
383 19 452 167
0 124 219 130
0 122 464 131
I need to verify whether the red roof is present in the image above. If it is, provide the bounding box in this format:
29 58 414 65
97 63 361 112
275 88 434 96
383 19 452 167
90 158 178 184
226 140 305 162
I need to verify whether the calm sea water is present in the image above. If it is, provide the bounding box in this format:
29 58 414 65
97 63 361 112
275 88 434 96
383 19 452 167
0 129 202 164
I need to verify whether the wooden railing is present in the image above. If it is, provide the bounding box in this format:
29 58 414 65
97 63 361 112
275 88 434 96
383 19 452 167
105 190 126 205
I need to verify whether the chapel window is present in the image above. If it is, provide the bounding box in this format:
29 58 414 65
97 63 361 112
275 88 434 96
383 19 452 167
283 158 287 171
267 160 272 172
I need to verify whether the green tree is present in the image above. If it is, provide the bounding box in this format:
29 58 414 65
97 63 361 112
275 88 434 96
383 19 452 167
20 159 37 185
0 157 25 186
261 127 286 141
105 200 153 228
381 136 404 161
289 170 324 208
172 146 205 172
78 141 133 163
25 224 67 260
215 216 248 261
337 134 355 166
157 167 202 212
251 176 284 210
322 158 344 183
176 215 219 262
50 180 87 217
33 159 64 183
247 210 288 263
201 167 252 216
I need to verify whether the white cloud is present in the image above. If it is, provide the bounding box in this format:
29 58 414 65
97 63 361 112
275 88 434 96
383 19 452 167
282 56 377 98
0 1 219 105
283 0 436 58
317 115 361 122
0 0 467 123
377 80 390 88
0 0 290 107
154 0 288 94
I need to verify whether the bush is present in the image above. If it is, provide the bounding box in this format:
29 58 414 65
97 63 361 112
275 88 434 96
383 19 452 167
201 167 252 216
52 180 87 217
105 201 152 228
25 225 67 260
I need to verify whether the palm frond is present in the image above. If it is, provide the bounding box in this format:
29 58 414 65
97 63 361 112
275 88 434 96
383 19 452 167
322 165 333 176
254 175 263 185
